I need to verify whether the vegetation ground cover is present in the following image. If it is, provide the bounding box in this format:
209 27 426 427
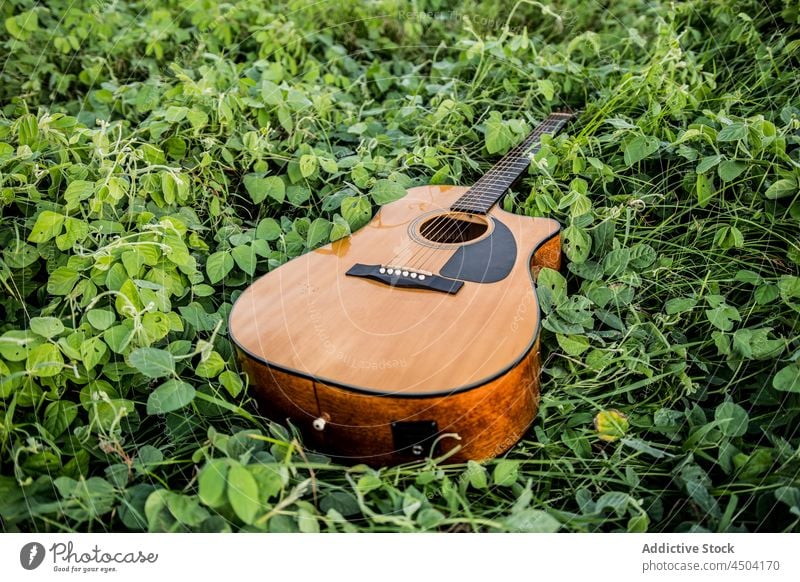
1 0 799 532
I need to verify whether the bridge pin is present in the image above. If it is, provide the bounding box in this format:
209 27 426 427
402 270 409 276
410 272 417 278
379 267 386 274
419 274 426 280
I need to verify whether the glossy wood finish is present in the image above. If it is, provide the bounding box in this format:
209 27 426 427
229 184 562 463
230 185 560 395
237 338 542 463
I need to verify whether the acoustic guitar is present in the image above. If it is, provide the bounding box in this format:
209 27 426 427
229 112 574 464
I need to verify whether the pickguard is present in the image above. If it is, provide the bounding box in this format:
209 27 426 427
439 218 516 283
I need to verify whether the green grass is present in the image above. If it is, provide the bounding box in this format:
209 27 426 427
0 0 799 532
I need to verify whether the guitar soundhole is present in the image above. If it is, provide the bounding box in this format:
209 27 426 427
418 212 489 244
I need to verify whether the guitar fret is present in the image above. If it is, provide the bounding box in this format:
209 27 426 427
451 114 571 214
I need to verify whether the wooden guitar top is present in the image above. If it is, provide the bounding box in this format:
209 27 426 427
229 185 560 396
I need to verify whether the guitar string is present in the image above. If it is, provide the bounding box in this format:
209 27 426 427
405 119 565 274
404 128 552 273
381 130 541 271
399 119 561 272
396 132 541 273
406 117 568 274
451 117 567 209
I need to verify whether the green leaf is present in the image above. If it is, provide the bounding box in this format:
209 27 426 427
537 79 555 100
64 180 95 209
286 185 310 205
568 260 604 281
103 323 134 354
299 154 317 178
341 196 372 231
2 331 34 364
306 218 331 249
80 337 107 370
227 464 261 524
369 179 406 205
734 270 762 285
146 379 195 414
47 267 80 295
562 225 591 263
196 351 225 378
219 370 244 398
755 283 779 305
465 460 488 490
86 309 115 331
501 509 560 532
764 179 797 200
244 175 285 204
256 218 282 241
43 401 78 438
695 172 714 208
620 438 672 459
705 305 741 331
206 251 234 284
537 267 567 312
27 343 64 377
261 80 282 105
297 508 319 533
165 492 209 527
594 409 629 442
556 334 590 356
623 135 660 166
5 16 24 39
485 112 514 154
29 317 65 338
56 217 89 251
356 474 383 494
779 276 800 305
129 347 175 378
775 487 800 511
319 157 338 174
6 10 37 39
715 401 748 437
198 459 230 508
714 225 744 249
329 214 351 242
696 154 723 174
286 89 312 110
493 460 519 487
231 244 256 276
603 248 630 277
665 297 697 315
629 243 656 270
773 364 800 393
717 122 747 142
731 328 783 360
28 211 64 243
718 160 746 182
164 106 188 123
628 514 649 532
186 109 208 129
3 240 38 269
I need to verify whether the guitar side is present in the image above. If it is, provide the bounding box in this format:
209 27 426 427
229 185 562 463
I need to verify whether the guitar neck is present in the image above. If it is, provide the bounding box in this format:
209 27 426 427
450 112 574 214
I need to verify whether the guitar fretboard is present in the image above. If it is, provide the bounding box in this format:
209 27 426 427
450 112 574 214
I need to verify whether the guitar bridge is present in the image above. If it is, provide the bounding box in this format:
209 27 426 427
345 263 463 294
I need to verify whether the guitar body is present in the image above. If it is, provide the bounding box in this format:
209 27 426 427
229 185 562 464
